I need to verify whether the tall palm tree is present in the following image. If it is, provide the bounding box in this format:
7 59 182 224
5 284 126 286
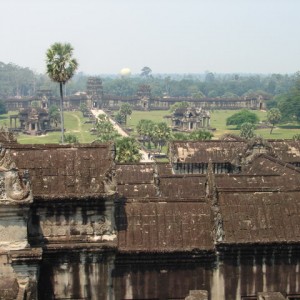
115 137 142 163
151 122 172 152
46 43 78 143
119 103 132 125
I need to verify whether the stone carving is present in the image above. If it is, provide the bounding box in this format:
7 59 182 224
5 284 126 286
0 145 31 202
0 145 16 171
93 217 112 235
0 127 17 144
104 168 116 195
242 137 277 164
5 170 31 201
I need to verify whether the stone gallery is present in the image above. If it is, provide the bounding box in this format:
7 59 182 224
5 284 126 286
4 81 266 112
0 132 299 299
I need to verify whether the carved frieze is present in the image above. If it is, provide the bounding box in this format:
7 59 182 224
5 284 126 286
0 145 16 171
0 145 32 204
0 171 31 204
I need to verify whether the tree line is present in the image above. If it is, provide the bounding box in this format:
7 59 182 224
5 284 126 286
1 61 299 99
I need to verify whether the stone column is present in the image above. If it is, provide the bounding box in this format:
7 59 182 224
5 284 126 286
0 147 42 299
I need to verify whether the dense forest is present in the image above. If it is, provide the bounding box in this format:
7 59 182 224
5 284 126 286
0 61 299 101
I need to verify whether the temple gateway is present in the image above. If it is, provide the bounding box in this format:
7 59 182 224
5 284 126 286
0 133 299 300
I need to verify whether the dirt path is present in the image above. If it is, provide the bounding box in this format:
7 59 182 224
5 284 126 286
91 109 152 162
68 113 84 142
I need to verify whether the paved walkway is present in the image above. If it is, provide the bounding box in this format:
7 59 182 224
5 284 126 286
91 109 152 162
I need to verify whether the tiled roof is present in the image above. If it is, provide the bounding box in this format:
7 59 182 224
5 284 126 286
116 163 155 184
170 140 300 164
216 155 300 245
219 191 300 244
269 140 300 162
159 176 207 199
170 140 245 163
116 201 214 252
8 143 114 199
115 151 300 252
116 164 157 198
116 163 214 252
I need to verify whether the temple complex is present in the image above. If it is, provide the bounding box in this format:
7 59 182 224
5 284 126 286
86 76 104 108
0 131 299 299
9 107 52 135
3 83 267 112
172 106 211 131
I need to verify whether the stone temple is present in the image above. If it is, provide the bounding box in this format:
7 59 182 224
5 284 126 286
0 132 299 300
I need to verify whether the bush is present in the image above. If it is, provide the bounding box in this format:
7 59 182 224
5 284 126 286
63 134 79 143
226 109 259 129
293 134 300 141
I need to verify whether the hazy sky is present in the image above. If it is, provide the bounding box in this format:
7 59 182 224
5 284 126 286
1 0 300 75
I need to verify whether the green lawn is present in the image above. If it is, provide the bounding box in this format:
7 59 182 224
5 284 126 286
127 109 300 140
15 111 95 144
3 109 300 144
127 110 171 128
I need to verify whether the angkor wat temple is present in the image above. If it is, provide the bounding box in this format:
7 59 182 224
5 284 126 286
0 130 299 300
4 81 267 112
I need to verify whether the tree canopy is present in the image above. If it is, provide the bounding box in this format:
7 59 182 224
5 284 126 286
119 103 132 124
115 137 142 163
141 66 152 78
267 108 281 134
46 43 78 84
189 130 213 140
226 109 259 129
277 90 300 122
49 105 60 127
2 59 300 100
46 42 78 143
94 114 120 142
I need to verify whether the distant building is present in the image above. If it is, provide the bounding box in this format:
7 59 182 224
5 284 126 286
86 77 104 108
9 105 55 135
3 84 268 112
172 106 210 131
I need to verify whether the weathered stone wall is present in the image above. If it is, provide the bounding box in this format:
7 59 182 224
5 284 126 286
37 249 300 299
29 199 116 245
38 252 115 300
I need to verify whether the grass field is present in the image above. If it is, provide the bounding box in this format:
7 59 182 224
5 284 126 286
13 111 95 144
2 109 300 144
127 109 300 140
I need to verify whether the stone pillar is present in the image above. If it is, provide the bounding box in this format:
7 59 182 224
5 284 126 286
0 146 42 299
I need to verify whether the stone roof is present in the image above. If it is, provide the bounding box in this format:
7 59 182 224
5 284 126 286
159 175 207 199
215 154 300 245
169 140 245 163
115 163 214 252
169 139 300 164
7 143 114 199
116 200 214 252
116 164 214 252
268 140 300 162
219 190 300 244
116 164 157 199
115 148 300 252
1 138 299 253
